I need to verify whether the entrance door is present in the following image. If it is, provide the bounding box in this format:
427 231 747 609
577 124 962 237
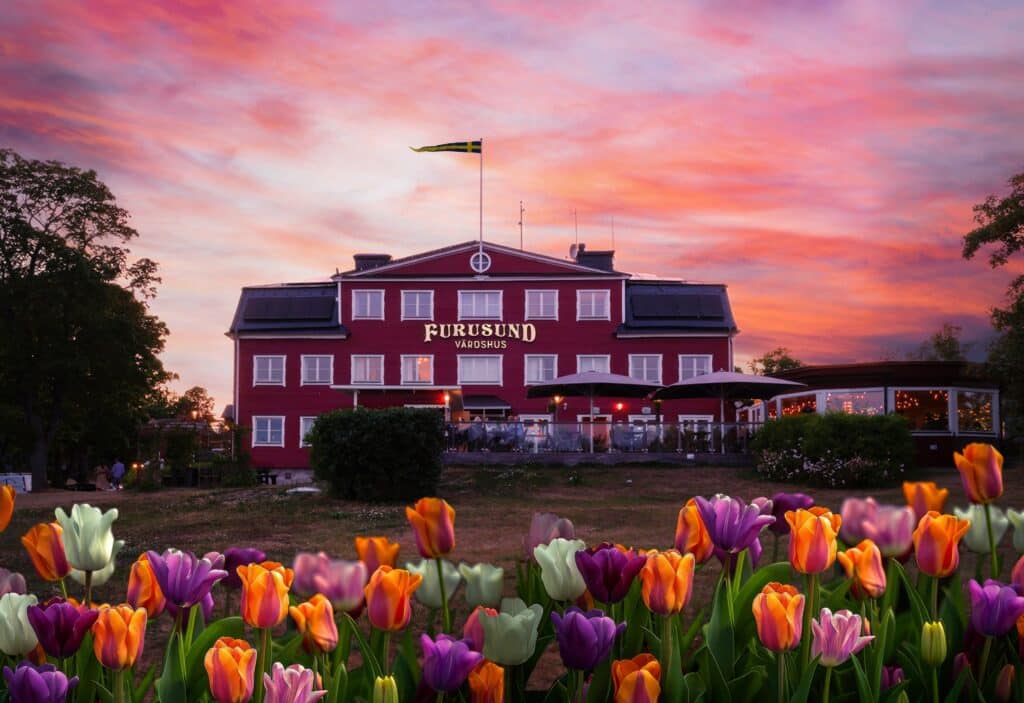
577 414 612 451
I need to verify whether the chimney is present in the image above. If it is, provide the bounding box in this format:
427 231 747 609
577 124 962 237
574 243 615 272
353 253 392 272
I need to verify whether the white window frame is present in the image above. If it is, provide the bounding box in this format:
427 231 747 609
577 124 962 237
628 354 663 384
351 289 385 320
299 416 316 448
401 290 434 321
351 354 385 385
253 355 286 386
576 289 611 321
524 354 558 385
400 354 435 385
252 416 285 447
577 354 611 374
300 355 333 386
458 290 503 320
457 355 503 385
525 289 558 320
678 354 713 381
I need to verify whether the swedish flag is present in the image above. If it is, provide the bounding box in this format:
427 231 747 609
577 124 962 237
410 141 481 154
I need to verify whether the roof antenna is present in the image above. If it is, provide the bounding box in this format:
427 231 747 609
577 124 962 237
611 215 615 250
518 200 525 250
574 208 579 246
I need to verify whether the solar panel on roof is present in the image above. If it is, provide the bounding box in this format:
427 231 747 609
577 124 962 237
243 296 334 321
631 294 702 319
699 295 724 319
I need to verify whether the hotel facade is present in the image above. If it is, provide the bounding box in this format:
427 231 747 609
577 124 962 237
228 241 738 469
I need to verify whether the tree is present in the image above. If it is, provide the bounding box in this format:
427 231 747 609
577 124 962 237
748 347 804 375
174 386 217 422
907 322 970 361
0 149 170 488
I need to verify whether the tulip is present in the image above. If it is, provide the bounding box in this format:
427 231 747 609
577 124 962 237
881 666 905 691
968 579 1024 637
752 582 804 651
954 443 1003 504
2 662 78 703
1005 509 1024 553
524 511 576 561
146 548 228 620
54 503 124 573
372 675 399 703
769 492 815 534
613 654 661 703
639 549 695 616
263 662 326 703
0 568 27 596
69 544 122 588
954 505 1009 553
921 621 947 666
695 494 775 567
674 499 714 563
355 536 401 575
92 605 146 670
406 558 461 608
0 484 14 532
420 633 484 692
314 558 368 613
839 497 875 545
364 565 422 632
534 538 587 601
27 598 99 659
127 553 166 617
787 507 842 574
468 661 504 703
289 594 338 653
811 608 873 667
205 636 257 703
222 547 267 590
462 605 496 652
291 552 328 596
551 606 624 671
995 663 1015 703
837 540 886 599
1013 554 1024 592
406 497 456 559
913 511 971 578
840 499 916 559
238 561 294 628
0 592 39 656
575 544 647 605
21 522 71 582
903 482 949 523
459 562 504 608
479 597 544 666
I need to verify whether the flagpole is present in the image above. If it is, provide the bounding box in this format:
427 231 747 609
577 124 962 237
479 138 484 257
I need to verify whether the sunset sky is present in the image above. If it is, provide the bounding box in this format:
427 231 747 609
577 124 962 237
3 1 1023 410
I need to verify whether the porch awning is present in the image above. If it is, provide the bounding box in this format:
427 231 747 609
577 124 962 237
462 395 512 410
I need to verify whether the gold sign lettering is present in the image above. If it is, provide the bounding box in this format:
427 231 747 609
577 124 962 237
424 322 537 344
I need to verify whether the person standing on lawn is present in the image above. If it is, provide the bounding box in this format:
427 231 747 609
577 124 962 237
110 458 125 490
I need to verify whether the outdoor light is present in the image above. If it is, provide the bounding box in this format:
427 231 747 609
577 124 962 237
615 402 625 411
443 393 450 403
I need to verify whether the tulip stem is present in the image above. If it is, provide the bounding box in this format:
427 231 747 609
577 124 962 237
799 572 818 672
380 631 391 674
661 614 681 703
931 665 939 703
822 666 832 703
983 503 999 579
254 627 271 703
929 576 939 621
59 578 68 600
978 637 992 691
84 570 93 609
113 670 125 703
777 652 787 703
435 557 452 633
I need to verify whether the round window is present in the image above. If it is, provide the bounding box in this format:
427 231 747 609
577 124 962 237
469 251 491 273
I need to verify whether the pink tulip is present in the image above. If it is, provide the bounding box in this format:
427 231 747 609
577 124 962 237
811 608 874 667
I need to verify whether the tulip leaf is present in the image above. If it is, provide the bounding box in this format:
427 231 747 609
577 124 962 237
326 661 346 703
184 616 244 695
851 654 877 703
788 655 820 703
726 665 767 703
704 578 735 680
155 631 188 703
74 632 102 703
93 683 113 703
131 663 158 703
893 561 929 627
942 666 971 703
585 658 611 703
342 613 382 681
682 671 706 703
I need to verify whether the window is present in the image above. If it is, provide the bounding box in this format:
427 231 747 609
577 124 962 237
894 389 949 431
301 355 332 385
781 393 817 416
300 416 316 448
352 290 384 320
401 355 434 385
825 390 884 416
957 390 994 433
629 354 662 383
576 290 610 320
253 416 284 447
678 354 712 380
253 355 285 386
525 354 557 384
458 291 502 320
351 355 384 385
525 290 557 320
577 355 610 373
458 355 502 384
401 291 433 320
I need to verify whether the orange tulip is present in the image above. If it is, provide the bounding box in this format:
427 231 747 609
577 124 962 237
21 522 71 581
913 511 971 578
355 535 401 574
364 565 422 631
903 481 949 522
290 593 338 653
126 553 166 617
837 539 886 599
237 561 294 628
752 582 804 652
468 661 505 703
954 443 1004 504
613 654 661 703
674 499 714 564
639 549 695 615
92 605 147 670
786 507 842 574
0 485 14 532
406 497 456 558
204 636 256 703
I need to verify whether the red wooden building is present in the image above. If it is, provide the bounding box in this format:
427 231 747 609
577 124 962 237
227 241 738 469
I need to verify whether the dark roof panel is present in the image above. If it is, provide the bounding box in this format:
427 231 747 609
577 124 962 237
243 296 334 322
229 284 346 336
619 282 736 334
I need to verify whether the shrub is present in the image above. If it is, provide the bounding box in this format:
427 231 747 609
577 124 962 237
751 413 913 488
308 408 444 501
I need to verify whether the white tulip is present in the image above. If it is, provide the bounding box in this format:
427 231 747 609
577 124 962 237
533 537 586 601
0 593 38 656
55 503 124 572
458 562 504 608
954 505 1008 554
406 559 461 608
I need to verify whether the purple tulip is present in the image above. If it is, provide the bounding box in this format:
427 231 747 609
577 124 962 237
263 662 327 703
881 666 905 691
840 498 914 558
314 559 368 613
968 579 1024 637
524 512 576 561
811 608 874 667
551 607 625 671
292 552 328 596
694 495 775 566
145 549 228 619
222 547 267 589
3 662 78 703
769 492 815 535
0 568 27 597
574 544 646 605
839 497 876 544
419 634 484 692
26 599 99 659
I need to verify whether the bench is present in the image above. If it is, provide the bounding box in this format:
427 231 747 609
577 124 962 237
256 470 278 485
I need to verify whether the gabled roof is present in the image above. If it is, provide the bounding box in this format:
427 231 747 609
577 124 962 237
616 281 737 335
227 283 348 338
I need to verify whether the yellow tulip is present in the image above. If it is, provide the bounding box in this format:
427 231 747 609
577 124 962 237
913 511 970 578
355 535 401 574
92 605 147 670
405 497 456 558
468 661 505 703
289 593 338 653
237 561 294 628
752 582 804 652
837 539 886 599
674 499 714 564
204 636 256 703
902 481 949 521
613 654 661 703
639 549 694 615
364 565 422 631
20 522 71 581
953 443 1003 504
786 507 842 574
126 553 166 617
0 485 14 532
